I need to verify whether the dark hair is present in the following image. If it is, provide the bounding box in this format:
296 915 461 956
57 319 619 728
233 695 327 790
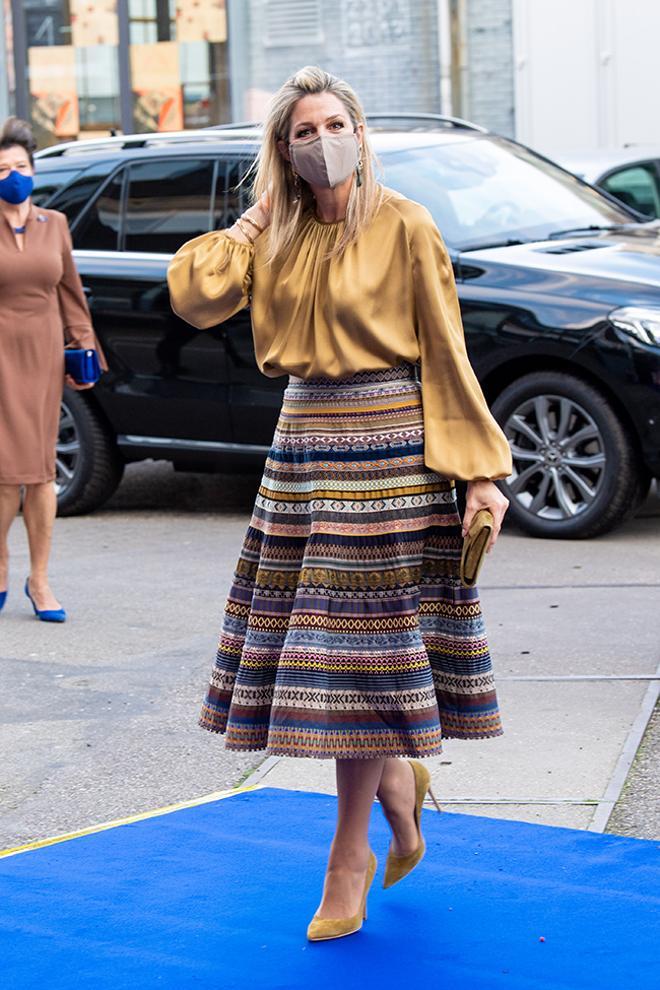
0 117 37 165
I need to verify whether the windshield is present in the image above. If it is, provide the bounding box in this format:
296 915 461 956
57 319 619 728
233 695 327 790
380 135 633 250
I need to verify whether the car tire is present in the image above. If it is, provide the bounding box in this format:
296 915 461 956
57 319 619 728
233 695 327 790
56 389 124 516
491 371 644 539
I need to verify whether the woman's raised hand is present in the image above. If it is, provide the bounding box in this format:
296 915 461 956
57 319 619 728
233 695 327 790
242 192 271 232
253 191 271 228
229 192 272 244
462 479 510 552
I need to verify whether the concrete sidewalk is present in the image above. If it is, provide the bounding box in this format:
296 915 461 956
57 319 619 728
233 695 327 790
247 487 660 834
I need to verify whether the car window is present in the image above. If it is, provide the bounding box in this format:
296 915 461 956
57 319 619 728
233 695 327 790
600 164 660 219
74 170 124 251
213 159 253 229
124 158 214 252
52 170 116 227
31 168 83 207
381 135 634 250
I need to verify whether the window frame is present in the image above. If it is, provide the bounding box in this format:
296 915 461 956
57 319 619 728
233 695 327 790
70 165 127 251
70 153 256 254
211 155 255 231
30 167 85 207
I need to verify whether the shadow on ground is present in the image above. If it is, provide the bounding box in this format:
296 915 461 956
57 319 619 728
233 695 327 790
102 461 660 531
101 462 262 515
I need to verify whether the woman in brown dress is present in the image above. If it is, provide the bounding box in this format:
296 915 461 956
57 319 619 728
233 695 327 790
0 117 104 622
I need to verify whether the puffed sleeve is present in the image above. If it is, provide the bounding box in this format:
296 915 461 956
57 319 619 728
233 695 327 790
410 208 512 481
167 230 254 329
56 212 108 369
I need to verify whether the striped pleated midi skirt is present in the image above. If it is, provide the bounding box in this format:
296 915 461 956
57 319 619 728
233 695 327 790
199 364 504 759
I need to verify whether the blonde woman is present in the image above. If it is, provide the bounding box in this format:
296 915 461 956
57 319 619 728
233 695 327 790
168 66 511 941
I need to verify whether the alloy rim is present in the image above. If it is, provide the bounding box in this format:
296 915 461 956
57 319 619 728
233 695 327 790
502 394 607 521
55 402 81 497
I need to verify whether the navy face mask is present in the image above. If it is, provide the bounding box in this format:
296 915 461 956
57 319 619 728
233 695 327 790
0 170 34 205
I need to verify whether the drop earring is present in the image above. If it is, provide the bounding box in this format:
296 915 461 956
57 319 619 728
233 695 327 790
291 167 301 202
356 151 363 188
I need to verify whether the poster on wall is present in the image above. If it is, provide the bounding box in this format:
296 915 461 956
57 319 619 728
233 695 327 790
70 0 118 47
28 45 80 138
176 0 227 44
130 42 183 132
175 0 227 43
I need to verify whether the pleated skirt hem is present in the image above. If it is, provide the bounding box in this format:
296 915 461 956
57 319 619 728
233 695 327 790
198 712 504 760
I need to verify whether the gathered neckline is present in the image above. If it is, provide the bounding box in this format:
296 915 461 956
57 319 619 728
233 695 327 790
309 213 345 226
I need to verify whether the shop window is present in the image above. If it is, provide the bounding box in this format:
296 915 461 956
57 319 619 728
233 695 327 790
13 0 230 141
21 0 121 145
129 0 230 131
124 158 214 252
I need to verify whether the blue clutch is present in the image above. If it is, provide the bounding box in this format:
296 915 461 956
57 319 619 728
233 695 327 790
65 348 102 384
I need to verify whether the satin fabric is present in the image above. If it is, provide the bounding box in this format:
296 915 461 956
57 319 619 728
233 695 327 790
167 187 513 481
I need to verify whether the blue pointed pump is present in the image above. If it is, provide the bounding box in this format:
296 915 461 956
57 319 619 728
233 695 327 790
24 579 66 623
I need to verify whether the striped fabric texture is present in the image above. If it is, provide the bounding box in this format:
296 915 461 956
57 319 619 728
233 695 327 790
199 364 503 759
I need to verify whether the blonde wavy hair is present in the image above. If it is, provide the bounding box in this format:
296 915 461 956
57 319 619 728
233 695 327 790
249 66 382 264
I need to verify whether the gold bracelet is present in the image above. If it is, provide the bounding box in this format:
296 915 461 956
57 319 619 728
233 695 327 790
241 213 265 234
234 217 256 243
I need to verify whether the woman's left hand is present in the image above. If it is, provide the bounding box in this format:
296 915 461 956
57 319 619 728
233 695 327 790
462 479 510 552
64 374 94 391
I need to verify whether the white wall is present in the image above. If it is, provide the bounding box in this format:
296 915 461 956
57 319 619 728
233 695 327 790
512 0 660 153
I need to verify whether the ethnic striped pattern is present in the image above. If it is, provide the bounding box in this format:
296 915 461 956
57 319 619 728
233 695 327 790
199 364 503 758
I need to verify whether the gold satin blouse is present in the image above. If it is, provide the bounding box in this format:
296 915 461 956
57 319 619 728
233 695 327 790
167 187 513 481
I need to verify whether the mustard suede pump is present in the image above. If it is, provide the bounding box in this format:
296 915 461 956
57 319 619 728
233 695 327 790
382 759 441 889
307 850 378 942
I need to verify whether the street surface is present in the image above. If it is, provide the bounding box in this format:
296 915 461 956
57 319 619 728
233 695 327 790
1 463 658 849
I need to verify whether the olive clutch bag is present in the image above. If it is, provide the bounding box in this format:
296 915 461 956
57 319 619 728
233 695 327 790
460 509 494 588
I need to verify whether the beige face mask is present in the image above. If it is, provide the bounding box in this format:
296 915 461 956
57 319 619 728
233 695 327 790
289 131 360 188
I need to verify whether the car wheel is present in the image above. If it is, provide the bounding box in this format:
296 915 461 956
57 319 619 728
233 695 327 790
491 371 644 539
56 389 124 516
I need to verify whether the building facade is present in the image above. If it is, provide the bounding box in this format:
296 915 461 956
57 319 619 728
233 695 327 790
236 0 443 121
1 0 458 148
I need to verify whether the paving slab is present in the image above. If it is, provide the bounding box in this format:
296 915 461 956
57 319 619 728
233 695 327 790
480 585 660 676
486 500 660 589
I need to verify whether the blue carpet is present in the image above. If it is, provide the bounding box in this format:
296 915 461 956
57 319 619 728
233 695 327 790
0 787 658 990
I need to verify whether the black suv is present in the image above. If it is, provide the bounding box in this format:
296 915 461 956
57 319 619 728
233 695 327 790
34 116 660 538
